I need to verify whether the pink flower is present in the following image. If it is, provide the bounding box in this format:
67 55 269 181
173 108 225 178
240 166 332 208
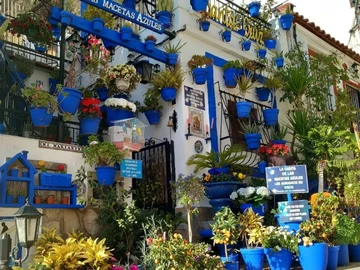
129 265 139 270
111 267 124 270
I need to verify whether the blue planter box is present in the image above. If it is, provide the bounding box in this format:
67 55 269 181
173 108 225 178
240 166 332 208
40 173 72 187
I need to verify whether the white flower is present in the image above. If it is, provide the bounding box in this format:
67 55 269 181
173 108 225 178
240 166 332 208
104 98 137 112
256 186 270 197
89 141 98 145
243 187 256 198
230 192 238 200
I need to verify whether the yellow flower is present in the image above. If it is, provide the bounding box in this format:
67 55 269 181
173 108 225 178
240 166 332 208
233 172 237 177
238 173 244 179
38 160 45 167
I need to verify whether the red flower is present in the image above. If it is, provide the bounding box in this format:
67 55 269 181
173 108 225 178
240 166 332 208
57 164 65 171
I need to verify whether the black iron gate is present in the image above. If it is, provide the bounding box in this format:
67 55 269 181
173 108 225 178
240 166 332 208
132 138 175 211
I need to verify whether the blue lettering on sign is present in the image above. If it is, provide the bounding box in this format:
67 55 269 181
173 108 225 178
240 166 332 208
265 165 309 194
120 159 143 179
81 0 164 33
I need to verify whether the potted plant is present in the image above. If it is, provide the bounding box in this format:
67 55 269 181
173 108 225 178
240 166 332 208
230 186 271 216
119 22 134 42
105 64 141 97
104 98 137 126
82 35 111 76
274 51 284 68
82 135 127 185
248 1 261 17
240 122 262 150
11 55 35 82
22 84 58 127
211 207 241 269
163 40 186 65
187 55 213 85
256 44 267 59
280 6 294 30
241 38 252 51
258 143 291 166
198 11 210 32
144 35 157 52
155 0 174 29
152 64 185 102
17 188 27 205
190 0 209 12
262 75 282 126
47 194 55 204
262 226 299 270
263 29 276 49
222 27 232 42
6 187 14 203
34 190 42 204
9 166 19 177
94 78 109 101
83 5 117 29
235 74 255 118
61 191 70 204
270 125 288 145
222 60 241 88
238 208 265 270
79 92 102 135
139 89 163 125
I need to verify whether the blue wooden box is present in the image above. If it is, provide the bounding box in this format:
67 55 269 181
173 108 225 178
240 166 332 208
40 173 72 187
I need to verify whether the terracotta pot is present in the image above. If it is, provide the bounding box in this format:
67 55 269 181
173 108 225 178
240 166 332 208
47 195 55 204
62 197 70 204
268 155 294 166
34 196 42 204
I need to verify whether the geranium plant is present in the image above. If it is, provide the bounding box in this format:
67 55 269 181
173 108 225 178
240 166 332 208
261 226 298 254
105 64 141 95
78 98 102 120
238 208 264 248
82 35 111 75
57 164 65 174
105 98 137 113
258 144 290 160
230 186 271 207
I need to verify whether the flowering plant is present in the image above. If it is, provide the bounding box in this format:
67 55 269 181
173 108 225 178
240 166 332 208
105 64 141 95
22 84 60 113
38 160 46 172
203 172 245 183
258 144 290 160
238 208 263 248
78 98 102 119
57 164 65 174
105 98 137 113
82 35 111 75
261 226 299 254
230 186 271 207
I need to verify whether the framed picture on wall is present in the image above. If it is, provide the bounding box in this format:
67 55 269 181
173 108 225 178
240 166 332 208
189 108 205 138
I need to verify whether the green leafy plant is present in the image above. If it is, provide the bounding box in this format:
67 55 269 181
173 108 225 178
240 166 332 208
222 60 241 70
187 55 213 71
152 64 186 90
187 144 245 173
336 214 360 245
344 171 360 219
203 172 246 183
163 40 186 54
236 74 255 98
238 208 264 248
261 226 298 254
138 88 163 112
83 5 117 29
22 84 59 113
270 126 288 140
240 121 261 134
156 0 174 12
11 55 35 78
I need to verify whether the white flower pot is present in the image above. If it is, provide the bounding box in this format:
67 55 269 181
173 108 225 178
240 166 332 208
116 78 130 91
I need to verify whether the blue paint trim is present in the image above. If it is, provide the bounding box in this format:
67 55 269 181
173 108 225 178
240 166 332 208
207 53 227 68
50 7 170 64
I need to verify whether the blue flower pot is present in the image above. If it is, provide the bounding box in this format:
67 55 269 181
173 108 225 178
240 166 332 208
263 108 279 126
145 40 156 51
190 0 209 11
80 117 101 135
52 27 61 40
96 87 109 101
106 107 134 126
256 87 271 101
217 243 241 257
29 106 53 127
265 39 276 49
275 57 284 68
240 203 267 216
236 101 252 118
193 67 208 85
242 40 251 51
248 1 261 17
120 26 133 42
17 195 26 205
10 168 19 177
34 44 46 53
222 30 231 42
22 171 29 177
244 133 261 150
123 0 136 9
200 21 210 31
280 14 294 30
240 247 264 270
49 78 59 95
58 87 82 115
208 167 229 175
338 244 349 266
225 261 239 270
92 18 104 32
156 11 172 28
60 13 72 26
349 243 360 262
327 246 340 270
204 182 246 200
276 215 300 232
95 166 117 185
299 243 328 270
223 68 238 88
0 123 4 134
6 195 13 204
209 198 233 212
271 140 286 145
264 248 292 270
132 33 140 41
144 110 161 125
167 53 178 65
238 29 246 36
258 48 267 59
258 161 267 174
161 87 176 101
103 39 117 50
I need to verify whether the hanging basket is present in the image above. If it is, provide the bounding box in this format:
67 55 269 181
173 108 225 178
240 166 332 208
264 39 276 49
236 101 252 118
222 30 231 42
161 87 177 101
156 11 172 28
144 110 161 125
280 14 294 30
192 67 208 85
242 40 251 51
248 1 261 17
200 21 210 31
223 68 238 88
257 49 267 59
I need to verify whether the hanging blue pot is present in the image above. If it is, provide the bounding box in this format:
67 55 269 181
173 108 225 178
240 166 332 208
223 68 238 88
265 39 276 49
275 57 284 68
200 21 210 31
144 110 161 125
145 40 156 51
222 30 231 42
242 40 251 51
224 261 239 270
280 14 294 30
264 248 292 270
256 87 271 101
161 87 176 101
271 140 286 145
299 243 328 270
240 203 267 216
132 33 140 41
120 26 133 42
34 43 46 53
190 0 209 11
60 13 72 26
208 167 229 175
167 53 178 65
192 67 208 85
29 106 53 127
327 246 340 270
263 108 279 126
244 133 261 150
209 198 233 212
17 195 26 205
258 161 267 174
92 18 104 32
338 244 349 266
0 123 5 134
258 49 267 59
80 117 101 135
349 243 360 262
6 195 13 204
103 39 117 50
236 101 252 118
238 29 246 36
95 166 117 185
204 182 245 200
96 87 109 101
49 78 59 95
58 87 82 115
52 26 61 41
156 11 172 28
123 0 136 9
106 107 134 126
248 1 261 17
10 168 19 177
240 248 264 270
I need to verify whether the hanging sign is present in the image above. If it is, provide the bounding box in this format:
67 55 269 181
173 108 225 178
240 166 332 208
81 0 164 33
184 86 205 111
278 200 310 223
120 159 143 179
265 165 309 194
